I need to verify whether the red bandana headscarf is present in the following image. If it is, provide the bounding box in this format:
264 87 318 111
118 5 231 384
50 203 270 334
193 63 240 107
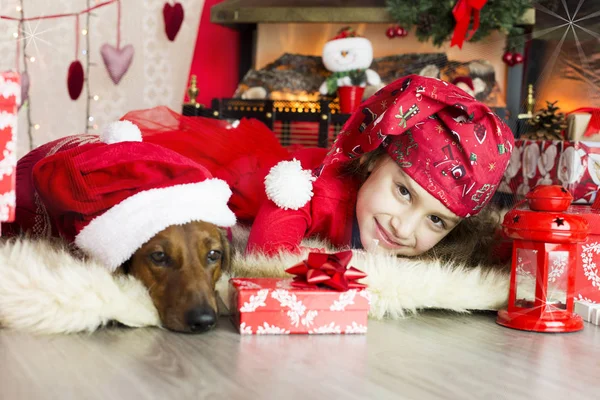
319 75 514 218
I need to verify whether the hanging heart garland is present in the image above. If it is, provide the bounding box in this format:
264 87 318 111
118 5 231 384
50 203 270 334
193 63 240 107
67 16 84 100
100 44 134 85
163 2 184 41
67 60 85 100
100 0 133 85
19 71 29 109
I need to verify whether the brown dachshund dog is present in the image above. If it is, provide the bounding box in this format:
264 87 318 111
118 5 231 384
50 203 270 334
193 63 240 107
121 221 231 333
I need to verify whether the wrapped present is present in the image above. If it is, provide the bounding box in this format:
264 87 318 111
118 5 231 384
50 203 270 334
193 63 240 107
567 108 600 142
229 250 370 335
499 139 600 204
0 71 19 225
229 278 370 335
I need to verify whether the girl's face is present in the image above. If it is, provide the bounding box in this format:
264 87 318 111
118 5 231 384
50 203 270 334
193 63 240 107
355 154 461 256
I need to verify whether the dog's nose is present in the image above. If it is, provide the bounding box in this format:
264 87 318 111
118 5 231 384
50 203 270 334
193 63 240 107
185 307 217 333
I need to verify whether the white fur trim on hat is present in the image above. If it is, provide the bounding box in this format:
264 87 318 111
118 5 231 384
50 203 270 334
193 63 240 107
264 159 315 210
100 120 142 144
75 179 236 271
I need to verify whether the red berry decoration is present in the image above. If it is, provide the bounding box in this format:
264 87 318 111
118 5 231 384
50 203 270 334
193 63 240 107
386 26 396 39
395 26 406 37
513 52 524 64
502 51 514 66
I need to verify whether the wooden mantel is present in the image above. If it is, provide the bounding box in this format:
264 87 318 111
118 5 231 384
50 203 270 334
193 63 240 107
211 0 535 26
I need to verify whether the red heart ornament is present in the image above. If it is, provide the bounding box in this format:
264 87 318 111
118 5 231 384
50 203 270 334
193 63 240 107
67 61 84 100
19 71 29 109
163 2 184 41
100 44 135 85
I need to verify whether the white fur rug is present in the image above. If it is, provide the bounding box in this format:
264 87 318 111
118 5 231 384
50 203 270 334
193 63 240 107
0 235 510 334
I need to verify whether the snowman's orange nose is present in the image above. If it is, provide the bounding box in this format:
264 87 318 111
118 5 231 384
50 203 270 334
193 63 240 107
341 50 348 57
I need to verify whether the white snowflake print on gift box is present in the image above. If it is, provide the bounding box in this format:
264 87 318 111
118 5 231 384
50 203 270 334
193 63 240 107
271 289 307 327
239 322 253 335
359 289 373 306
231 278 262 290
309 322 342 334
0 191 15 221
256 322 290 335
345 322 368 334
330 290 357 311
576 294 597 304
0 139 16 178
581 242 600 289
240 289 269 312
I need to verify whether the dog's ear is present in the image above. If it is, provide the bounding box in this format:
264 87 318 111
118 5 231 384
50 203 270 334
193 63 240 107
220 228 232 272
117 258 133 275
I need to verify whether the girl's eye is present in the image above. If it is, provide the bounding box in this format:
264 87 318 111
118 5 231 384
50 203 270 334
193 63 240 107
429 215 446 229
396 184 411 201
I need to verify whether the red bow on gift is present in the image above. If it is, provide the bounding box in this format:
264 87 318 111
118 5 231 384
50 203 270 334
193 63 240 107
450 0 488 49
285 250 367 291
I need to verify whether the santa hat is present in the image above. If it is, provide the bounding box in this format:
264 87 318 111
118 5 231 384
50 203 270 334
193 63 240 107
32 121 236 271
265 75 514 218
329 26 361 41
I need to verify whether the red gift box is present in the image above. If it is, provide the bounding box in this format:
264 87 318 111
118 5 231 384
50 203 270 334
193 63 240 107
500 139 600 204
0 71 19 226
574 205 600 304
229 278 370 335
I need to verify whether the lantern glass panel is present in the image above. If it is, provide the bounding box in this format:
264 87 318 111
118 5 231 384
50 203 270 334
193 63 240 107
515 248 537 308
546 250 568 310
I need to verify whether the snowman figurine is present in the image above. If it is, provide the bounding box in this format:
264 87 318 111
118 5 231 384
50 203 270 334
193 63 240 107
319 27 382 96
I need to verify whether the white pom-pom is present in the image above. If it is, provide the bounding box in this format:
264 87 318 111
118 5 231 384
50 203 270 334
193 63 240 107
265 159 315 210
100 120 142 144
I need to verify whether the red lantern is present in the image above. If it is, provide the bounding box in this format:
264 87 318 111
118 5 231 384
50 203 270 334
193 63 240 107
497 185 588 333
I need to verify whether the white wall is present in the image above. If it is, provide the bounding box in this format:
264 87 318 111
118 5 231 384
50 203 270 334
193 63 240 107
0 0 204 158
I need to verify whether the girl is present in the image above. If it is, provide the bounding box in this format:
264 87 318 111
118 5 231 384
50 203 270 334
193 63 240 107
127 75 514 264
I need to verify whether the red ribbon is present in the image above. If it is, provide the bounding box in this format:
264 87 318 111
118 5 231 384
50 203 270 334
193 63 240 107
285 250 367 291
450 0 488 49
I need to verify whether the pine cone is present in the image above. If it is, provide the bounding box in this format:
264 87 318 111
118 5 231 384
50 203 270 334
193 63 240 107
416 13 435 35
524 100 568 141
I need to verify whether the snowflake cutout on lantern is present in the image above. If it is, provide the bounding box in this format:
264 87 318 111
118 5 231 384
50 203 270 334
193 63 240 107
516 256 534 280
549 253 567 283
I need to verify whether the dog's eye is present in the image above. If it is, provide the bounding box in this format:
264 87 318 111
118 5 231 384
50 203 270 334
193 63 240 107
207 250 222 263
150 251 169 266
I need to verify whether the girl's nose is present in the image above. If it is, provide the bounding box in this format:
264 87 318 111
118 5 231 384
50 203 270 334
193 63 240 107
390 215 417 242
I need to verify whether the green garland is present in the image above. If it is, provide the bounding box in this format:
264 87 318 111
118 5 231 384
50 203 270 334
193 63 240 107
325 69 367 95
386 0 530 51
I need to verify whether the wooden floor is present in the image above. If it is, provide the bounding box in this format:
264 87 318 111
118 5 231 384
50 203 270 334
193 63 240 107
1 311 599 400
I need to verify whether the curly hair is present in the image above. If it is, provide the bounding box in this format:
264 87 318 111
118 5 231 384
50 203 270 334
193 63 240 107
341 147 507 268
